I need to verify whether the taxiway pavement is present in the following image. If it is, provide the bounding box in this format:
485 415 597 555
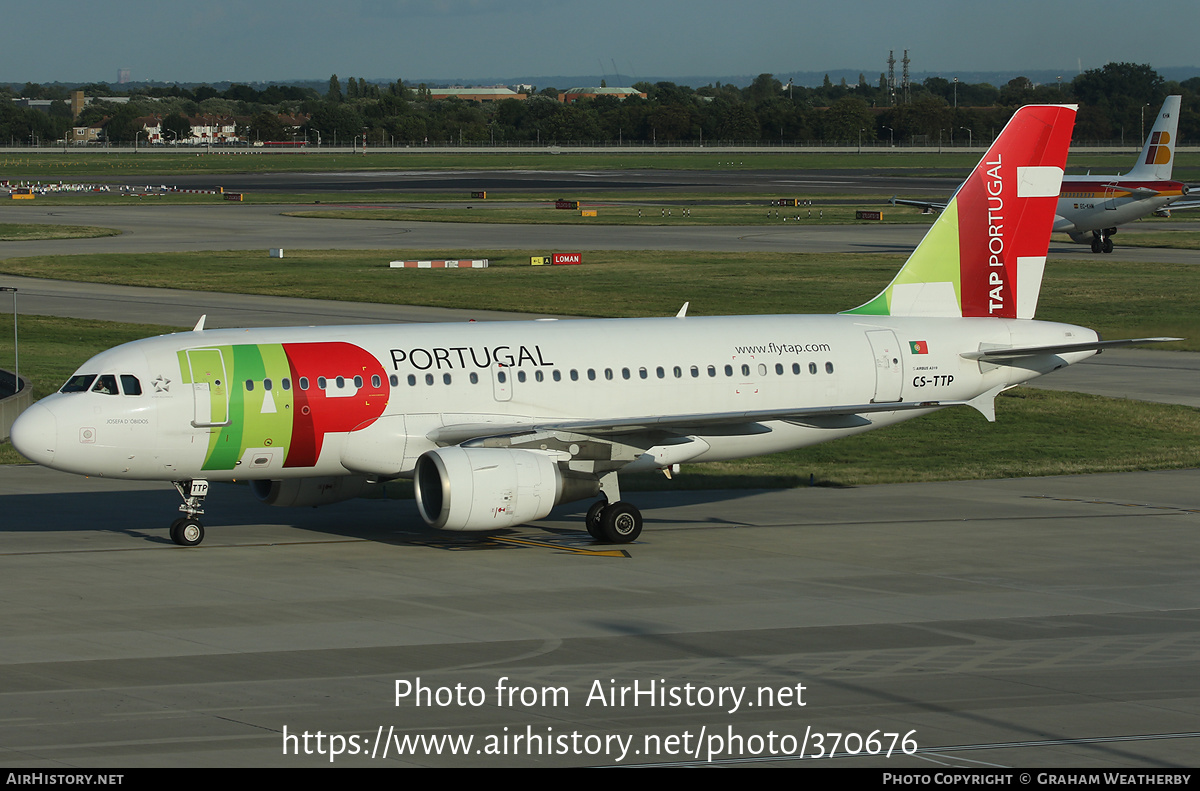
2 465 1199 766
2 204 1199 263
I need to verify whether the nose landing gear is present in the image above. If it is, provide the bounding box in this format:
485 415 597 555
170 479 209 546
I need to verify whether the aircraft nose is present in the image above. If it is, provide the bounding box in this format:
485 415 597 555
10 402 57 466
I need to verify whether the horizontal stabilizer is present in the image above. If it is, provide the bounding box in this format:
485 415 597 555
890 196 946 213
960 337 1183 360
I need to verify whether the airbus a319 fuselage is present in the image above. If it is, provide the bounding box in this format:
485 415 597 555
13 314 1095 482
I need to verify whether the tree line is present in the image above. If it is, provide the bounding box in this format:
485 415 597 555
2 63 1198 147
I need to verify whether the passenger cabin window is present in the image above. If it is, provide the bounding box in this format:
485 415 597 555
120 375 142 396
61 374 97 393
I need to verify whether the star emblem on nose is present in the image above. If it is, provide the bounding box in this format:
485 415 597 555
152 375 171 392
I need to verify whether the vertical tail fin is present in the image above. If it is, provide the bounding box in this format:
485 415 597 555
844 104 1076 320
1124 95 1181 181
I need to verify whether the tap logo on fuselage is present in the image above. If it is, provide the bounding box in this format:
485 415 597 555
178 341 389 471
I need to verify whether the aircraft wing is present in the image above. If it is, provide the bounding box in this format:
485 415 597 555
429 397 980 446
890 196 946 213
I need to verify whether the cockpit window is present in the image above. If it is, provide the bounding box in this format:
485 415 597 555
60 373 97 393
120 375 142 396
92 374 119 395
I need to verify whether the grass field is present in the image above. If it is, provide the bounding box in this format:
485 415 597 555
0 248 1194 350
0 223 121 241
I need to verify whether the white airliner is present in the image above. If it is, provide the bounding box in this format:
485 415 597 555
9 104 1177 547
896 96 1197 253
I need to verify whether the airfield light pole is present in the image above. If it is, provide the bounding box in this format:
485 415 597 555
953 77 958 109
0 287 17 394
884 126 894 148
1141 103 1151 143
960 127 972 149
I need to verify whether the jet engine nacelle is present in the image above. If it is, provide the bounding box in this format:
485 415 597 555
414 447 597 531
251 476 372 508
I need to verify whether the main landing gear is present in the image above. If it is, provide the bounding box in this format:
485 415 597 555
584 497 643 543
170 479 209 546
1090 230 1115 254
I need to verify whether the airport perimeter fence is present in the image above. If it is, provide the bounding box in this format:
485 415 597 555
0 369 31 443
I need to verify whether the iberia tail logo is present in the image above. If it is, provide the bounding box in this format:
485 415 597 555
1145 130 1172 166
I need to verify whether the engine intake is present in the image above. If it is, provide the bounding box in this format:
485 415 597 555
414 447 597 531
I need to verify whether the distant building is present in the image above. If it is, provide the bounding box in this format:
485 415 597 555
12 99 54 112
69 126 103 145
558 87 647 103
428 87 526 102
137 115 240 145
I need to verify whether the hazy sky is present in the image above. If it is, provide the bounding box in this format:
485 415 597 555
8 0 1198 85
